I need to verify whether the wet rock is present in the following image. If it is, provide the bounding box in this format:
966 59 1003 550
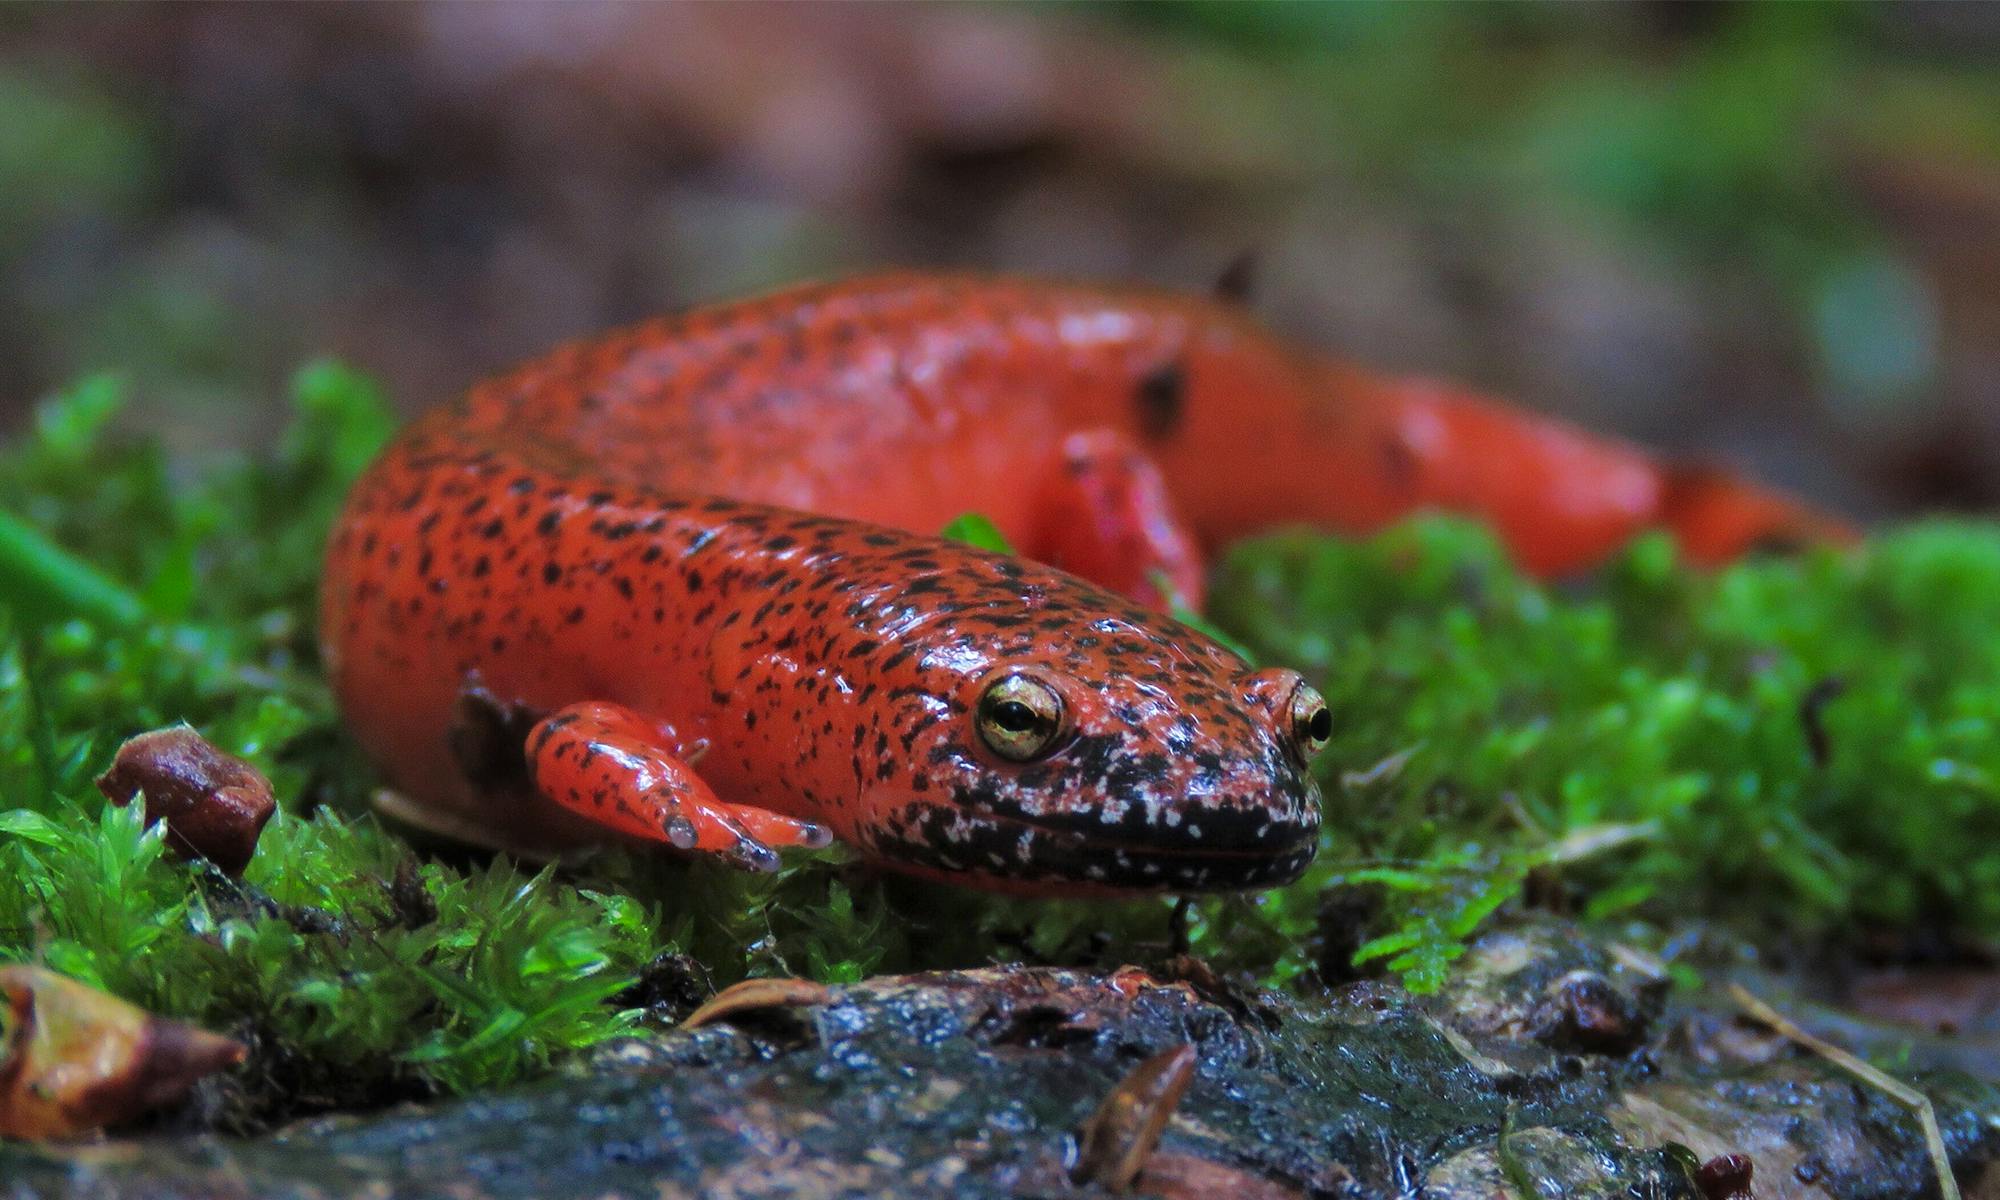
3 923 1996 1198
1426 1127 1628 1200
1440 925 1669 1060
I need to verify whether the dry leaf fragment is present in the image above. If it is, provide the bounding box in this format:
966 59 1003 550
0 966 244 1140
95 724 276 875
1133 1151 1307 1200
1073 1043 1198 1192
680 977 832 1030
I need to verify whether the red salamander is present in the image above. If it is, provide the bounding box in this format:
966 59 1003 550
320 272 1851 893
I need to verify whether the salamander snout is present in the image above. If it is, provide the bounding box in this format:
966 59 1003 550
1128 665 1326 887
902 660 1327 893
864 589 1331 893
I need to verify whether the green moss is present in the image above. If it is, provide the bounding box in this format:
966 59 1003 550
4 364 1999 1119
1209 516 2000 987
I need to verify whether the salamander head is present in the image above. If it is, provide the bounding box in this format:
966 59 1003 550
847 549 1324 894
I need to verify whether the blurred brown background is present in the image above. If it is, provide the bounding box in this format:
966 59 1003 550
3 1 1998 519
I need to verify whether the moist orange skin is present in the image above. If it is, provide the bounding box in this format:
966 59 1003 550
320 272 1849 893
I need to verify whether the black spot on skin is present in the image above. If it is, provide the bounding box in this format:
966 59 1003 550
1136 362 1185 441
1213 250 1258 305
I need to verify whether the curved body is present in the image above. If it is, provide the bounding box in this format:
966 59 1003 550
321 272 1847 892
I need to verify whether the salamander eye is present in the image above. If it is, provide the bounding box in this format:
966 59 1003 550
1290 683 1332 763
976 673 1066 762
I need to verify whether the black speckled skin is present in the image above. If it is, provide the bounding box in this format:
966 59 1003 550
324 269 1852 892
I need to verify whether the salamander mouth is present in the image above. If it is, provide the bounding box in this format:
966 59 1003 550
871 800 1320 893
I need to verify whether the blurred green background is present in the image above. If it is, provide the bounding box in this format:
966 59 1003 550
2 1 1996 517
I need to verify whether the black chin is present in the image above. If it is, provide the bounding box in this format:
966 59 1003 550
870 802 1320 892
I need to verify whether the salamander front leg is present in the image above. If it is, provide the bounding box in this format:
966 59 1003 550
1029 428 1206 612
525 701 831 873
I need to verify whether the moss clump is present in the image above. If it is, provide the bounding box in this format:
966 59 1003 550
1211 517 2000 987
4 364 2000 1119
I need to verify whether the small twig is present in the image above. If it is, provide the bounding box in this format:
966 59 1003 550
1167 896 1192 958
1728 983 1958 1200
1797 677 1847 769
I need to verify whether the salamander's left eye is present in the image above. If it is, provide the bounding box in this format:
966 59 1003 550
1290 683 1332 763
976 673 1066 762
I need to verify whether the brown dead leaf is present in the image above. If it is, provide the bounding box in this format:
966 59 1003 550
0 966 244 1140
680 977 832 1030
1135 1151 1307 1200
1073 1043 1198 1192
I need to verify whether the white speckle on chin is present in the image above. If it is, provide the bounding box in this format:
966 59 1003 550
1058 310 1140 348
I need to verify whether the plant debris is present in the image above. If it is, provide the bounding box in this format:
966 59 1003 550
1728 982 1960 1200
1694 1152 1754 1200
0 966 243 1140
1073 1043 1198 1191
679 977 832 1031
94 724 276 875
